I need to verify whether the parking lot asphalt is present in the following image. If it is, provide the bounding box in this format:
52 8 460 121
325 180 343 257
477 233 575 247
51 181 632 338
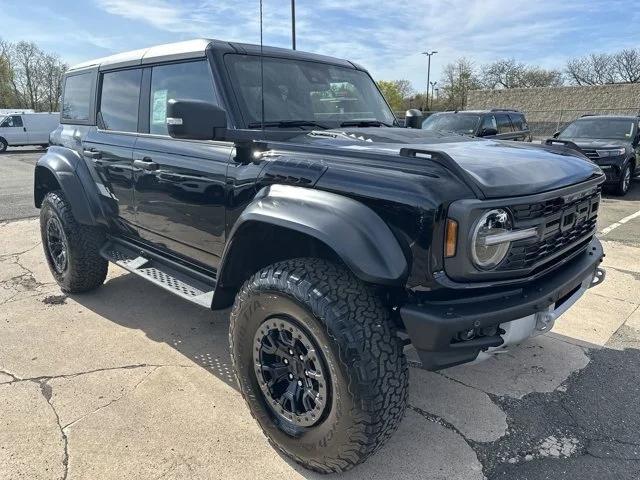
1 149 639 479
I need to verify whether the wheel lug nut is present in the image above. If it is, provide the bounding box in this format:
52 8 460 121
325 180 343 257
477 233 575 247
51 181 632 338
297 380 303 387
299 355 304 360
283 359 289 365
288 349 294 355
288 373 294 380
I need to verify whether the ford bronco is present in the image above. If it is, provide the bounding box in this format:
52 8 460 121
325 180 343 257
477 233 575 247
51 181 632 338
35 39 606 473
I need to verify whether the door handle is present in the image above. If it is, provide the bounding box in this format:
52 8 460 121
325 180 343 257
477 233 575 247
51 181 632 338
23 127 26 132
83 149 102 159
133 157 159 171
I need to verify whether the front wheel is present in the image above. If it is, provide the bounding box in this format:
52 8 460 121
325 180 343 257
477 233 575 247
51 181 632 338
40 191 108 293
229 258 408 473
615 163 632 196
0 138 7 153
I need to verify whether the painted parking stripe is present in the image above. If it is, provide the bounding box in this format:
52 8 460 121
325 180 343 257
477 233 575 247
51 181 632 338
599 209 640 235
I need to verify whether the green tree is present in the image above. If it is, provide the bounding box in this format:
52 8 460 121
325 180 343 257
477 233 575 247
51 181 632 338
377 79 414 111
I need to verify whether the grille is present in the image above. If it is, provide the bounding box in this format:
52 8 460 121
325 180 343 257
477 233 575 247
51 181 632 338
499 187 600 271
580 148 600 160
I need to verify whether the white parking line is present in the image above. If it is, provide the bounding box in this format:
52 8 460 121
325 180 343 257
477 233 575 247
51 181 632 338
600 209 640 235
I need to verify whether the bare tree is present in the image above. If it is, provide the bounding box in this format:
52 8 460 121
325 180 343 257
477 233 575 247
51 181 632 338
613 49 640 83
440 58 481 110
0 38 66 111
481 58 563 89
566 53 618 85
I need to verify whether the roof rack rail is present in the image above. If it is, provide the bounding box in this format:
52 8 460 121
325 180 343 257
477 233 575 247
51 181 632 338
489 108 518 112
580 114 596 117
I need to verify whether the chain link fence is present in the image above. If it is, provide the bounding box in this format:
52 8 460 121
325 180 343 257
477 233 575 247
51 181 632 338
522 108 640 141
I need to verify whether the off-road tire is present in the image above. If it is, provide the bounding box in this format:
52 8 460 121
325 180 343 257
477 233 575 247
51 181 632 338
0 138 7 153
40 190 108 293
615 162 633 196
229 258 408 473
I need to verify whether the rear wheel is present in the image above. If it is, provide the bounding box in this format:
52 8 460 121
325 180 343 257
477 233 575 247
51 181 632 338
0 138 7 153
40 191 108 293
615 163 632 196
229 258 408 473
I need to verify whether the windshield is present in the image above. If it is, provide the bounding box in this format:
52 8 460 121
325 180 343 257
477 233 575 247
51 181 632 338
422 113 481 134
559 118 636 140
225 54 396 128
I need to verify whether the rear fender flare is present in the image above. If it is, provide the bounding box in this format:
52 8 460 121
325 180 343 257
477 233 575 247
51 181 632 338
34 146 101 225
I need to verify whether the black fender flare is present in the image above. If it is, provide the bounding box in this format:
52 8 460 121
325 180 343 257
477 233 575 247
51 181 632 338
218 184 409 287
34 146 101 225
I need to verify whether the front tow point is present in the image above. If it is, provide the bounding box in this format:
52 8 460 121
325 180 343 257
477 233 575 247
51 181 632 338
589 267 606 288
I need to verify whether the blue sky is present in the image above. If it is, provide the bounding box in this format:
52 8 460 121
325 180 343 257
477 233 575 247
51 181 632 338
2 0 638 92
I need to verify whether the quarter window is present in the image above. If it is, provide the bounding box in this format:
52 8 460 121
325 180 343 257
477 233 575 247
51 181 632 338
495 114 514 134
509 113 525 131
62 73 93 122
149 61 216 136
99 69 142 132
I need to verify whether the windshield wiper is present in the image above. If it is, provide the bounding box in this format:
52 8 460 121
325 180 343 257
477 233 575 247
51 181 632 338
339 120 393 128
246 120 330 130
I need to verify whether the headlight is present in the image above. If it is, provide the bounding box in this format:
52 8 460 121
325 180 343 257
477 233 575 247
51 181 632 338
596 147 625 157
471 209 512 269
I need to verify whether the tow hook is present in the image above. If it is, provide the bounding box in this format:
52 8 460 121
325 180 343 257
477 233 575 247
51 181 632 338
589 267 606 288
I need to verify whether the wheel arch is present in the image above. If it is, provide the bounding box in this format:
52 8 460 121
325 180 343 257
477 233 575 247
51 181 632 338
34 147 101 225
212 185 409 309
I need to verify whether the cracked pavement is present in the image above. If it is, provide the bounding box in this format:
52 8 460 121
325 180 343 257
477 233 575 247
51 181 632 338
1 155 639 479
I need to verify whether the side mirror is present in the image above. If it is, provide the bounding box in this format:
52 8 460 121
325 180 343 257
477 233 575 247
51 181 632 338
167 99 227 140
480 127 498 137
552 131 560 138
404 109 423 129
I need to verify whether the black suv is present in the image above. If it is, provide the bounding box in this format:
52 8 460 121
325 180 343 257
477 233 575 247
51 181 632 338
422 108 532 141
35 39 605 473
548 115 640 195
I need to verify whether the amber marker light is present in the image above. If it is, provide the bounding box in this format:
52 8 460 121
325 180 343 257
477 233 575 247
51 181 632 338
445 219 458 258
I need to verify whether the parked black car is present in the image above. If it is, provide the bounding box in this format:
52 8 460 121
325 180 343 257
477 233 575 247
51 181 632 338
422 109 532 141
34 39 605 473
548 115 640 196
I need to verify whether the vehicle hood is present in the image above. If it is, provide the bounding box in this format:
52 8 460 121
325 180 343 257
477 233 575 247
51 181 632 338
293 128 601 198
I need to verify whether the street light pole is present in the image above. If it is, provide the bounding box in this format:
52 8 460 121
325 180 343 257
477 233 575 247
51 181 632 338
291 0 296 50
421 50 437 111
430 81 437 110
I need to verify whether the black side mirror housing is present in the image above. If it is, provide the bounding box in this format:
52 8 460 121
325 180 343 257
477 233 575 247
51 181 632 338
167 99 227 141
404 109 423 129
552 131 560 138
480 127 498 137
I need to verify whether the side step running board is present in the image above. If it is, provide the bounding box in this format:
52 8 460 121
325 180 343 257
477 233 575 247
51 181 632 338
100 238 216 308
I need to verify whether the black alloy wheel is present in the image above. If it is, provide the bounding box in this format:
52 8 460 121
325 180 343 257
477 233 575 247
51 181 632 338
45 216 69 274
253 317 329 427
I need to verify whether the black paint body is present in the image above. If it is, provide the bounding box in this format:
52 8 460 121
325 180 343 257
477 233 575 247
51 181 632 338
35 40 606 370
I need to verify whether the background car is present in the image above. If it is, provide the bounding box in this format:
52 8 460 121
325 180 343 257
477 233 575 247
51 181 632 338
0 112 59 152
550 115 639 196
422 108 532 141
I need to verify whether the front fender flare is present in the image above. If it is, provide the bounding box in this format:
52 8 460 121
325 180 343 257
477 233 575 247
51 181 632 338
220 184 408 286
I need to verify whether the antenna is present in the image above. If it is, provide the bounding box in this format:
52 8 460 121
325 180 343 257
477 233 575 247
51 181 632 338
259 0 265 132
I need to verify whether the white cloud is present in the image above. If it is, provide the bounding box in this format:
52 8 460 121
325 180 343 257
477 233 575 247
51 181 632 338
92 0 635 90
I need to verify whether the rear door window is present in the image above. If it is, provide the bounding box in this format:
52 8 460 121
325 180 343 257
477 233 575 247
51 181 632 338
496 113 514 134
99 69 142 132
508 113 527 131
480 115 497 131
62 73 94 122
148 61 216 136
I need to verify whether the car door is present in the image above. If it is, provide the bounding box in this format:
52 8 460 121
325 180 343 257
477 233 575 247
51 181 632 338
495 113 517 141
0 115 27 145
132 60 231 269
82 67 143 233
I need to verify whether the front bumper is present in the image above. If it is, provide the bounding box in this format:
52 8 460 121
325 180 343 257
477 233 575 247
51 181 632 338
401 237 605 370
595 160 625 183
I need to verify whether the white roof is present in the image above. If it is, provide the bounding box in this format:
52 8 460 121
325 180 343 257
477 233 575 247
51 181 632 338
69 39 213 72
